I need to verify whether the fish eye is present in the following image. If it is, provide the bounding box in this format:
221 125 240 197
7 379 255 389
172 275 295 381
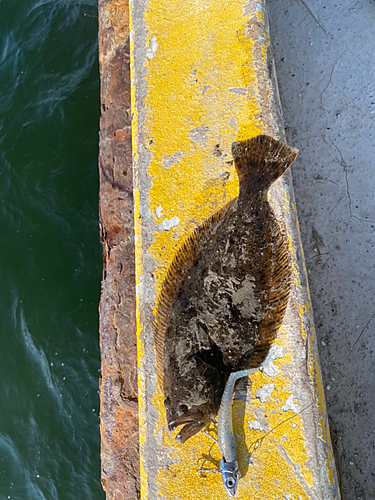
164 397 171 409
177 404 188 416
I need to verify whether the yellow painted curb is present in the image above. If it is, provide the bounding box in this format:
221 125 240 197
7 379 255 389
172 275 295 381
130 0 341 498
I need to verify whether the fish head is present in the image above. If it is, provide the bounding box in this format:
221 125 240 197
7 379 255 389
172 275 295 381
166 400 214 443
164 347 226 443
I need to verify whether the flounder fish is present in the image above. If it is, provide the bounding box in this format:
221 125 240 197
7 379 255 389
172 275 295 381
154 134 298 443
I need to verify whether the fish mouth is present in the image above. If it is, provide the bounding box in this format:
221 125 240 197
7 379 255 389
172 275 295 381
168 417 197 430
168 412 210 443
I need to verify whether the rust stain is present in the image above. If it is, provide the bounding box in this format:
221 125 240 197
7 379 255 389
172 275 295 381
98 0 139 498
103 0 130 65
115 128 129 141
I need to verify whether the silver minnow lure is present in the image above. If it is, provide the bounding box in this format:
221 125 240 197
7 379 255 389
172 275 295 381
217 368 257 497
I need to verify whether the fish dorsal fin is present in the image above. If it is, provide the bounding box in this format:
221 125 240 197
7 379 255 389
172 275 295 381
232 135 298 192
153 199 236 387
245 214 291 369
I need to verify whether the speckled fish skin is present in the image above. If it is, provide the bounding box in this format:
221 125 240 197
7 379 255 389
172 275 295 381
155 135 298 443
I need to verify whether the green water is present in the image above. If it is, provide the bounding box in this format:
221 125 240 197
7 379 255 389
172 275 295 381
0 1 105 499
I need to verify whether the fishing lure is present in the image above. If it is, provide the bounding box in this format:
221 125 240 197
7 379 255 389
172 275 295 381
154 134 298 488
217 368 258 497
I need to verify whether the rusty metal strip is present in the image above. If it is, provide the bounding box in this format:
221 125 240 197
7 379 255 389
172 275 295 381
98 0 140 498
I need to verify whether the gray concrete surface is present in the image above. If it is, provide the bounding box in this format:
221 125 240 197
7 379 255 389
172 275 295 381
267 1 375 499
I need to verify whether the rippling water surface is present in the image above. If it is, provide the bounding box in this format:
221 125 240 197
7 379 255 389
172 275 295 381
0 1 104 498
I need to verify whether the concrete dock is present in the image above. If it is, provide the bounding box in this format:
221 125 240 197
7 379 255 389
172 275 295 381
96 0 357 498
267 2 375 499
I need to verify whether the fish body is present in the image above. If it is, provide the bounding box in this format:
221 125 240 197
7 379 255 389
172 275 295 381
154 135 298 443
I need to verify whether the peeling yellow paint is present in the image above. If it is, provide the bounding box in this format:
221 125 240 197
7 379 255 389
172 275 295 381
288 234 302 292
131 0 339 497
153 357 317 499
308 339 316 399
149 304 316 498
312 341 336 484
327 449 335 485
284 190 290 213
256 9 265 24
142 0 265 282
299 304 307 340
301 466 314 488
133 187 149 499
298 301 310 340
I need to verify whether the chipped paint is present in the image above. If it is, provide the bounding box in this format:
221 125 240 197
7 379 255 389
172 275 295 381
145 36 158 60
134 185 149 498
256 384 274 402
249 419 268 432
261 344 284 377
157 215 180 232
281 395 299 413
130 0 341 498
162 150 185 169
155 205 163 219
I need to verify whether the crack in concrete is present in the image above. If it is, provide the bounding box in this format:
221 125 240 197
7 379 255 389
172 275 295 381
305 251 333 262
351 312 375 352
298 0 328 35
343 168 352 215
329 137 375 224
329 195 345 216
347 47 375 68
320 47 348 109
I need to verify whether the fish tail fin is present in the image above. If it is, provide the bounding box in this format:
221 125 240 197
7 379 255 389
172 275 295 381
231 135 298 192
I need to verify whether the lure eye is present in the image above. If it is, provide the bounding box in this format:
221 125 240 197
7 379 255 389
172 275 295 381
226 478 235 488
177 404 188 416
